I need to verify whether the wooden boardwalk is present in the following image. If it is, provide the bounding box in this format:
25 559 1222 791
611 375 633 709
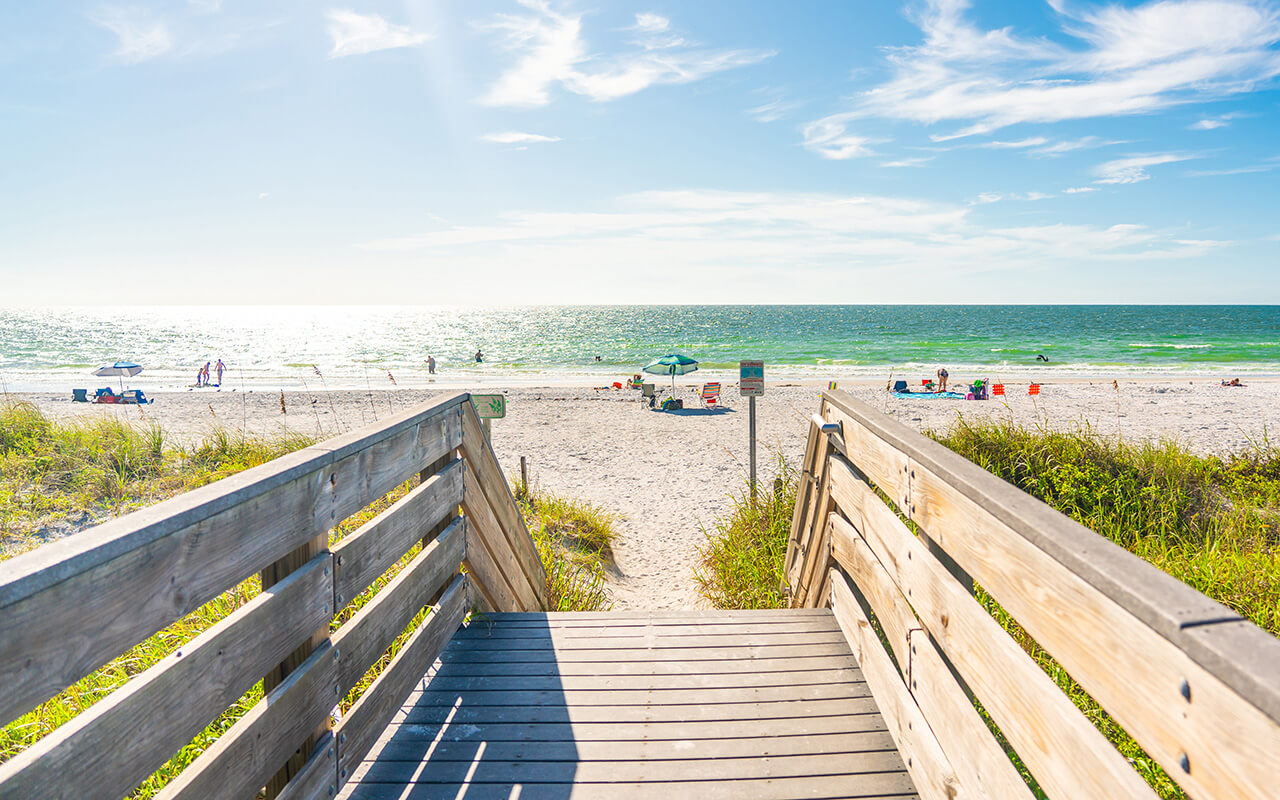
339 609 919 800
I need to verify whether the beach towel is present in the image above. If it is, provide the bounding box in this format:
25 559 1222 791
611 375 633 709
893 391 966 400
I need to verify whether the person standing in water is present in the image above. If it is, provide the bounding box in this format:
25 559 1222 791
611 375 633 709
215 359 226 386
427 355 436 374
475 350 484 363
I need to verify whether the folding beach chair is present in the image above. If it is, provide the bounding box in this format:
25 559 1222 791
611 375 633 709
642 383 657 408
1029 383 1041 396
992 384 1005 396
699 382 722 409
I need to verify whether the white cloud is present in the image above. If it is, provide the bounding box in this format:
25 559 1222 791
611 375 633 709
1094 152 1195 184
971 192 1003 204
747 94 802 123
1023 191 1054 200
805 0 1280 143
1190 111 1245 129
326 10 430 59
1064 185 1098 193
631 13 670 33
360 188 1222 291
481 131 562 144
881 156 934 167
258 192 270 199
90 7 172 64
1031 135 1122 156
802 117 876 159
981 137 1050 149
479 1 772 107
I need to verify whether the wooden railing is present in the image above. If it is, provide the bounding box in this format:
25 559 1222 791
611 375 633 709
788 389 1280 800
0 392 545 800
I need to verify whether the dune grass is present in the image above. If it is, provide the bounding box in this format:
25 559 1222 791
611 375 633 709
697 424 1279 800
514 477 615 612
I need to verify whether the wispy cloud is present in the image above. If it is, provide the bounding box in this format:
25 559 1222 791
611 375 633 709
802 119 878 159
326 10 430 59
881 156 934 167
479 1 772 107
981 137 1049 149
1094 152 1195 184
90 7 172 64
362 189 1223 286
630 13 669 33
1189 112 1246 130
747 90 803 123
481 131 562 144
1064 186 1098 193
805 0 1280 144
1187 156 1280 176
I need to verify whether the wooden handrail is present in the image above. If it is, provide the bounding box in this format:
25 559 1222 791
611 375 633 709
790 389 1280 800
0 392 545 800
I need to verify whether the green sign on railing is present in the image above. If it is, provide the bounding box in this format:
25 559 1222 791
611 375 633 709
472 394 506 420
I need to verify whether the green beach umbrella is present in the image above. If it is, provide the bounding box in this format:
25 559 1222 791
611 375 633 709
643 354 698 397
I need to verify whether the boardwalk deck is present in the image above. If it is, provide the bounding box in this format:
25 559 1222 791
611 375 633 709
339 609 919 800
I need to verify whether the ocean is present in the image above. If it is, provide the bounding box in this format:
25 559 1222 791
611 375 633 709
1 305 1277 392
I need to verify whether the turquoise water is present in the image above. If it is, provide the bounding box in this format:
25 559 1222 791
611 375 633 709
1 306 1277 390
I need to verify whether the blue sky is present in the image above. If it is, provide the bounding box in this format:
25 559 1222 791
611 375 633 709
2 0 1278 304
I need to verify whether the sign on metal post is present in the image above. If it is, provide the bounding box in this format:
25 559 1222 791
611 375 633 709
739 361 764 397
471 393 506 439
740 361 764 500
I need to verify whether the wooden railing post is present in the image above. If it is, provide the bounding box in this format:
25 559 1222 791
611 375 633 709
261 533 332 798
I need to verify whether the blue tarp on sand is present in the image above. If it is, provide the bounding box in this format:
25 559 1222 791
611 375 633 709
892 391 967 400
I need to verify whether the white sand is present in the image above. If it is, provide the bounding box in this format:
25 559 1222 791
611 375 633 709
19 377 1279 609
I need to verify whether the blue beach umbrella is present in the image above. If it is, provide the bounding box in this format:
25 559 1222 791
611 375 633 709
93 361 143 392
643 354 698 396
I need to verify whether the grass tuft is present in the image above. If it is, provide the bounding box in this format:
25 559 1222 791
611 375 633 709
515 479 615 612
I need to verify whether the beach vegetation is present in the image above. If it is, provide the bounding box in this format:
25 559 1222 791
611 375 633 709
514 479 615 612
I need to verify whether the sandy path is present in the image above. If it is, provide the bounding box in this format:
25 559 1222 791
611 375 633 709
19 377 1279 609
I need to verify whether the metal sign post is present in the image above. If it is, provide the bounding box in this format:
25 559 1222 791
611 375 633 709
471 393 506 439
739 361 764 500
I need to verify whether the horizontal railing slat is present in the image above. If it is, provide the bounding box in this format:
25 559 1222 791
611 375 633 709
0 554 332 800
459 402 546 604
156 641 338 800
332 458 462 607
827 571 962 800
827 455 1159 800
824 390 1280 800
336 574 468 788
0 393 467 727
827 513 1035 800
461 463 539 612
333 520 464 695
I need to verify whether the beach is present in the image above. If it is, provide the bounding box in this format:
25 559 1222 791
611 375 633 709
16 376 1278 609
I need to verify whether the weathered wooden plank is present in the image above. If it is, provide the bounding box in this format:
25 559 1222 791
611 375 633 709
459 401 547 603
336 574 468 788
791 416 835 607
156 640 339 800
0 554 331 800
356 750 912 784
829 571 963 800
382 715 891 743
470 608 833 624
828 457 1160 800
829 514 1035 800
445 630 849 650
428 654 862 677
420 668 865 692
371 732 898 761
0 393 466 726
276 733 338 800
342 774 919 800
784 415 824 590
332 521 463 694
452 618 841 638
332 459 462 606
437 642 855 663
461 463 539 611
412 683 873 708
460 516 522 613
399 696 883 725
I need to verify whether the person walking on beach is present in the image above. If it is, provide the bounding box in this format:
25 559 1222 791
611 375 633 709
427 355 436 374
936 367 949 392
202 362 211 387
215 359 225 386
